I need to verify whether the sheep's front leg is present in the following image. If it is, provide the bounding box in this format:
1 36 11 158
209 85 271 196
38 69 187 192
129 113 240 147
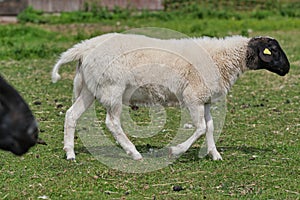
105 103 142 160
170 104 206 156
64 87 94 160
204 104 222 160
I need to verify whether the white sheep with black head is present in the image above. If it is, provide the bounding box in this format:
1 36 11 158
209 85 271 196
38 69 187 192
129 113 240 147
52 33 290 161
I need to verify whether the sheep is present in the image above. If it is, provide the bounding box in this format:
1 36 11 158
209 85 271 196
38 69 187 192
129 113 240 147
0 75 38 155
52 33 290 161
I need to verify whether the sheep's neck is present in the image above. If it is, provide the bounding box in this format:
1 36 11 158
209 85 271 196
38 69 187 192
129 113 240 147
211 46 248 94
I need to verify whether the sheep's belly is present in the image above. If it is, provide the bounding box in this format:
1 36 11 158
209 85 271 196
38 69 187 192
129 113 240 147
123 84 180 107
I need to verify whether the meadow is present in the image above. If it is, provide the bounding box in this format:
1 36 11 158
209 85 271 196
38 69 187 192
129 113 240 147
0 2 299 199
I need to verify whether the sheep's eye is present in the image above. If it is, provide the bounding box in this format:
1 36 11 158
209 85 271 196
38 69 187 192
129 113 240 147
272 48 278 53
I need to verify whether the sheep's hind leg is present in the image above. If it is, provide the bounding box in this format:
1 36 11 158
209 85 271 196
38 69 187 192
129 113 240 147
73 65 83 101
170 104 206 156
64 85 94 160
204 104 222 160
105 102 142 160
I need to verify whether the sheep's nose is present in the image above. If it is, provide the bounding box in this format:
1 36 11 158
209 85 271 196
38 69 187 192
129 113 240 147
27 120 39 142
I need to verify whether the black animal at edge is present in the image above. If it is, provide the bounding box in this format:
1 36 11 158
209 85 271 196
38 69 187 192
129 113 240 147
0 75 38 155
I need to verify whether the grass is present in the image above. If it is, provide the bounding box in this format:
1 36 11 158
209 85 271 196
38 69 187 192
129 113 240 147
0 6 299 199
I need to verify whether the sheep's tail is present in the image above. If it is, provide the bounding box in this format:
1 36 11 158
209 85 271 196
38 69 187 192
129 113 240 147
51 60 64 83
51 42 86 83
52 34 116 83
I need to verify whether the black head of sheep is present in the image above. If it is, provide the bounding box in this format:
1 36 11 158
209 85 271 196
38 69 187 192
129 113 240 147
0 76 38 155
246 37 290 76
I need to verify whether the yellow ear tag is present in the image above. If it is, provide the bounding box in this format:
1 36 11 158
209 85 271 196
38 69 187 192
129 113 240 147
263 48 272 55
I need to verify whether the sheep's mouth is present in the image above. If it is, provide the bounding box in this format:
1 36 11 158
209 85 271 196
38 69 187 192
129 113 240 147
10 135 38 155
278 70 289 76
277 67 289 76
0 125 39 155
266 65 289 76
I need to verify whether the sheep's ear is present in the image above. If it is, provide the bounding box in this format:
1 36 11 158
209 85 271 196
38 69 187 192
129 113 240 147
0 76 29 112
259 47 273 63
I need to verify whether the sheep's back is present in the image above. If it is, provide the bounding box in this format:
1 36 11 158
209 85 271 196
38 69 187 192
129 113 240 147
81 33 221 105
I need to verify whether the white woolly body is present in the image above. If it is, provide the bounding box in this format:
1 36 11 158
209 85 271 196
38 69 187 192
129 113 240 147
53 33 251 161
53 33 249 106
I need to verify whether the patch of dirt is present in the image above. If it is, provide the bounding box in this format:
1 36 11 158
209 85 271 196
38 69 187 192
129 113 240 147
0 16 18 24
38 23 127 36
292 60 300 66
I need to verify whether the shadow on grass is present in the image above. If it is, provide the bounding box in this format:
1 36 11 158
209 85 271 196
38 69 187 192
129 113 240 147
73 144 272 162
218 145 272 154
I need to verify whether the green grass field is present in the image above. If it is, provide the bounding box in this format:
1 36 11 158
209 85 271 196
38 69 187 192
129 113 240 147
0 3 299 199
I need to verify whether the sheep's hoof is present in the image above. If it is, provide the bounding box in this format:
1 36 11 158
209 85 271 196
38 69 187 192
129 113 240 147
64 147 76 161
183 123 194 129
208 149 223 161
213 155 223 161
132 153 143 161
67 157 76 162
66 154 76 161
168 145 184 158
